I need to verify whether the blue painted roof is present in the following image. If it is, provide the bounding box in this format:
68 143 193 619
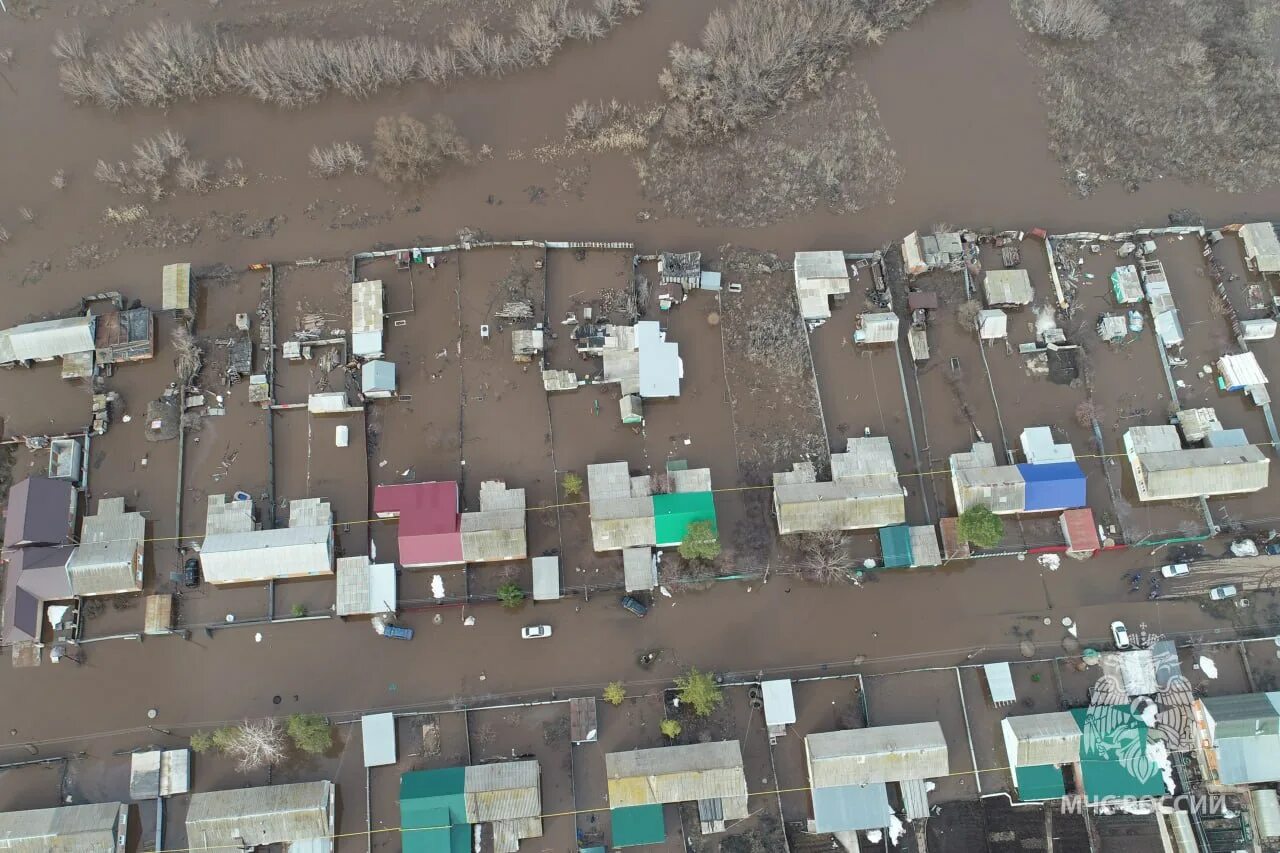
1017 462 1086 512
812 783 892 833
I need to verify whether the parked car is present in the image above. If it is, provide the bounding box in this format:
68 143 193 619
1210 585 1238 601
521 624 552 639
378 624 414 640
1110 620 1131 649
183 557 200 588
1265 543 1280 556
1160 563 1189 578
620 595 648 617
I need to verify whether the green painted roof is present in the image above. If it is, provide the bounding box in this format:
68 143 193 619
612 803 666 847
401 769 469 853
1014 764 1066 801
653 492 716 547
1072 706 1167 800
878 525 912 568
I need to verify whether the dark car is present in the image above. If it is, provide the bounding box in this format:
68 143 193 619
183 557 200 588
620 595 648 617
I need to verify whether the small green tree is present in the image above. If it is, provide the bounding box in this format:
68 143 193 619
679 521 721 562
561 471 583 497
660 719 682 739
674 667 723 717
497 582 525 609
189 730 215 753
286 713 332 755
956 505 1004 549
291 603 308 618
603 681 627 706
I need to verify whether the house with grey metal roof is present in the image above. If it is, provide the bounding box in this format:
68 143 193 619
772 436 905 534
794 251 851 321
186 781 334 852
1002 712 1082 768
0 801 128 852
1240 222 1280 275
950 442 1025 514
129 748 191 800
588 462 657 551
361 359 396 399
0 315 96 367
805 722 948 833
464 760 543 852
606 741 749 829
622 547 657 592
460 480 527 563
983 269 1034 306
351 279 384 358
161 263 192 312
1197 692 1280 785
586 321 683 401
65 497 144 597
335 556 396 617
1123 425 1269 501
198 495 334 584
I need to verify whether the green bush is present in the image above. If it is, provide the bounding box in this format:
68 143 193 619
679 520 721 562
497 582 525 609
286 713 332 755
957 505 1004 549
674 667 722 717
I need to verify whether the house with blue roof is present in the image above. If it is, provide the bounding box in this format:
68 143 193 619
949 427 1087 516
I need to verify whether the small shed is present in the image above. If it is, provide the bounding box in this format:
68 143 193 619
47 438 82 484
908 326 929 361
335 557 396 617
878 525 912 569
623 547 657 592
143 594 174 635
1060 508 1100 555
1110 265 1143 304
908 525 941 568
939 517 970 560
1240 222 1280 274
351 279 384 359
362 712 397 768
130 748 191 800
570 697 598 744
762 680 796 738
620 394 643 425
95 307 155 364
699 271 722 291
1154 310 1184 348
984 269 1033 306
794 251 851 321
1097 314 1127 342
361 360 397 399
511 329 545 361
1242 318 1278 340
902 232 927 275
1219 352 1268 391
1176 407 1223 443
978 309 1008 340
162 262 192 312
907 291 938 310
532 555 561 601
984 662 1016 706
854 312 899 344
308 392 361 414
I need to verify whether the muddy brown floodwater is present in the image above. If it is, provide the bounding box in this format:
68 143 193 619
2 0 1280 846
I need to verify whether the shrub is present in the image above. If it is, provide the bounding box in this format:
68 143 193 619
956 505 1004 549
496 581 525 609
603 681 627 705
175 158 211 194
309 141 366 178
51 29 88 63
674 667 722 717
189 730 215 753
286 713 332 755
660 719 682 739
1016 0 1109 40
50 170 67 190
372 113 470 185
561 471 583 496
678 520 720 562
290 603 308 618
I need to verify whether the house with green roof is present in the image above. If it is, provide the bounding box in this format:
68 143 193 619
401 762 543 853
587 460 717 552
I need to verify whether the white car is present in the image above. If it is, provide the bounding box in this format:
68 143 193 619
1160 563 1189 578
521 624 552 639
1110 620 1131 650
1209 585 1238 601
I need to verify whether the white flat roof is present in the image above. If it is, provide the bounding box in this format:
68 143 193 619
362 713 396 768
762 680 797 727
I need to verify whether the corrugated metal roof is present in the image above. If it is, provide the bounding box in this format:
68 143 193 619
161 263 191 311
1219 352 1268 388
1252 789 1280 837
773 482 906 534
1203 692 1280 738
1060 508 1100 552
1020 427 1076 464
1127 428 1269 501
952 465 1025 514
1241 222 1280 273
3 476 76 547
794 251 849 283
900 778 930 821
363 713 397 768
622 547 656 592
984 662 1016 704
335 557 396 616
531 556 560 600
978 309 1007 339
200 526 333 584
636 322 681 398
1002 713 1081 767
490 816 541 853
909 526 941 568
1214 735 1280 785
833 436 899 480
1018 461 1086 512
857 312 899 343
795 251 851 321
984 269 1033 305
464 761 541 823
653 491 715 547
879 525 912 568
65 497 144 596
806 723 948 786
351 280 384 335
130 748 191 799
186 782 332 849
0 316 95 365
606 741 747 808
811 783 892 833
0 802 123 852
361 360 396 394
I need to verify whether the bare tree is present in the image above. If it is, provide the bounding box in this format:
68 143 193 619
221 718 288 773
795 532 861 585
372 114 471 184
1019 0 1109 40
172 325 203 384
175 158 211 193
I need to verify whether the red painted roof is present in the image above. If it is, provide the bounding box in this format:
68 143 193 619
373 482 463 566
1060 508 1100 552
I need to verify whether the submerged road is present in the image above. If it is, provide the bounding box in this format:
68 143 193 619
0 549 1261 757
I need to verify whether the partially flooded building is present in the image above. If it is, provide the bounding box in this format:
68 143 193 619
1002 712 1081 801
950 429 1086 515
1239 222 1280 276
186 781 334 852
400 761 543 853
579 321 683 402
335 556 396 617
1123 425 1269 501
794 251 851 321
374 480 527 567
198 495 334 584
605 741 748 841
351 279 384 359
0 801 129 850
460 480 528 563
1 476 78 645
1195 692 1280 785
161 262 192 314
0 315 96 369
983 269 1034 307
805 722 948 832
772 436 905 534
94 307 154 364
64 497 145 596
587 461 716 552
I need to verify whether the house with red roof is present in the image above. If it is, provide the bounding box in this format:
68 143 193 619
375 480 528 568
